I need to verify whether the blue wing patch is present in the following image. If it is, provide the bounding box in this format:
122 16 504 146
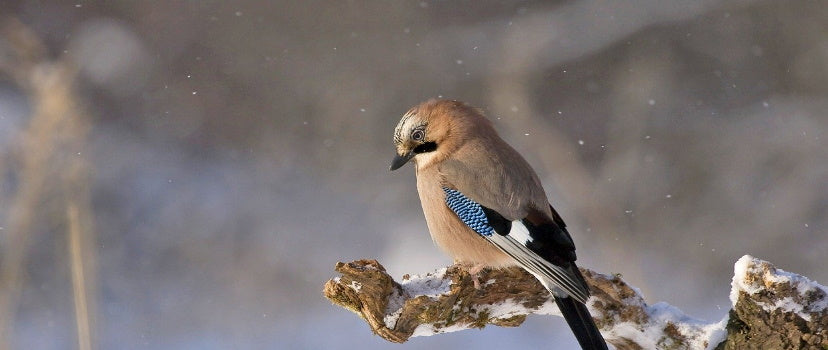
442 187 494 237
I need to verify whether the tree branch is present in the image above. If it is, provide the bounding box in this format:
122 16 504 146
323 256 828 349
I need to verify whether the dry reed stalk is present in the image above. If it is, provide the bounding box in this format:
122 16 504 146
0 19 96 350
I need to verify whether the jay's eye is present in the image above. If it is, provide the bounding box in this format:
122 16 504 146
411 129 425 141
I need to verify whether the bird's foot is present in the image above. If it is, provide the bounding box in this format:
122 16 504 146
463 263 487 290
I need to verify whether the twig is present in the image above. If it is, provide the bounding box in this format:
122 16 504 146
68 204 92 350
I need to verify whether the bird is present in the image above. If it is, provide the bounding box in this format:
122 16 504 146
390 99 607 350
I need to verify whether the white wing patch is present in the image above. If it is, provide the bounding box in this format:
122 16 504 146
506 221 533 244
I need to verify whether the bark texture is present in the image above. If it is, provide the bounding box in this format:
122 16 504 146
324 256 827 349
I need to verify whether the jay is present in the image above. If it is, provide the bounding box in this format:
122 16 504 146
390 99 607 350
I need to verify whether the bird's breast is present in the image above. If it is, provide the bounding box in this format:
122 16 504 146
415 167 513 267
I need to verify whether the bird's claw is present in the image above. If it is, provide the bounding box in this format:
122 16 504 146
465 263 486 290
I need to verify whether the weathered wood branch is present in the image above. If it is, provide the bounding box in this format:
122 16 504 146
323 256 828 349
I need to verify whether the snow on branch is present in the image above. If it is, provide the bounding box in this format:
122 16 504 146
323 256 828 349
723 256 828 349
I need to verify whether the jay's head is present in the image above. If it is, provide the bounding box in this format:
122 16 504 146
390 99 492 171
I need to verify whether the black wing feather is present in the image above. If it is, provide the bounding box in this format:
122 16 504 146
518 206 578 267
480 206 511 236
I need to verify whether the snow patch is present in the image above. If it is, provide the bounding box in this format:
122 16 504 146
410 298 554 337
772 297 809 321
411 322 468 337
730 255 828 322
347 280 362 292
399 267 451 297
385 268 452 329
487 298 555 321
383 287 404 328
534 297 563 317
730 255 763 304
701 317 729 350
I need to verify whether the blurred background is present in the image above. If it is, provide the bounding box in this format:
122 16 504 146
0 0 825 349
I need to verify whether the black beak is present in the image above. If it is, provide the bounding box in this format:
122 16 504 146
389 151 415 171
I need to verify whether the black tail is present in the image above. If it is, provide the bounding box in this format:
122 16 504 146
555 295 608 350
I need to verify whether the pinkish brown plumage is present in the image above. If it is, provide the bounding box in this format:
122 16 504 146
390 99 607 349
